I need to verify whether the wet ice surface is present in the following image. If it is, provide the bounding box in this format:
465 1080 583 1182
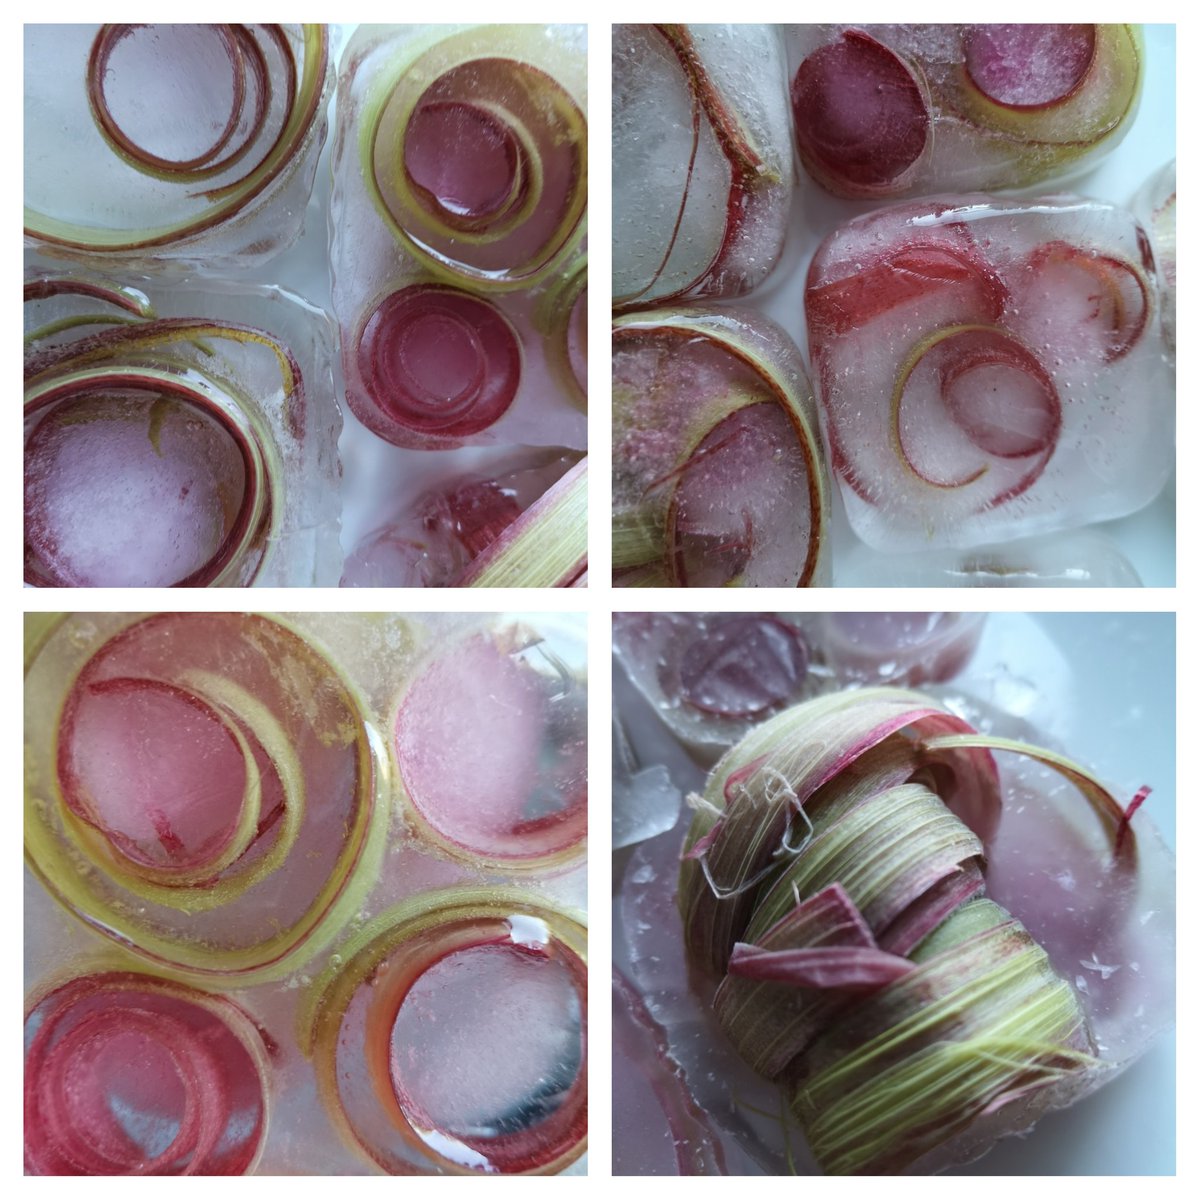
613 25 792 307
25 612 588 1176
785 25 1142 200
391 945 582 1140
613 613 1174 1174
807 195 1174 550
612 307 828 587
835 527 1142 586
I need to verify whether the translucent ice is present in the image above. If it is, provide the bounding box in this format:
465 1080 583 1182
24 24 332 270
806 195 1173 550
787 25 1142 199
330 26 587 451
24 271 342 586
341 449 585 588
613 709 682 849
613 612 983 759
1131 160 1176 353
613 24 792 308
835 529 1143 587
613 307 829 587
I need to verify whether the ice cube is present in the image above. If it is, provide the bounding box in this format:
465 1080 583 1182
331 26 587 451
24 271 342 586
613 306 829 587
1131 159 1176 354
786 25 1142 199
24 24 332 270
341 449 583 588
806 194 1173 550
613 24 792 307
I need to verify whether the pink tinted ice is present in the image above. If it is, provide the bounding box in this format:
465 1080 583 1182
613 25 792 308
393 624 587 866
806 195 1173 550
330 25 586 451
613 612 983 761
787 25 1142 200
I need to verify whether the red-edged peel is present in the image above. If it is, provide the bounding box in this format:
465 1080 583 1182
891 324 1061 492
24 972 269 1176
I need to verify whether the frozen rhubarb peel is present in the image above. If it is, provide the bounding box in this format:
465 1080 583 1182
790 30 931 196
674 685 1173 1174
786 25 1142 199
331 26 588 451
1131 159 1176 354
25 24 332 266
393 624 587 868
301 888 588 1175
613 24 791 308
806 195 1171 550
24 971 270 1176
357 25 586 289
24 271 342 587
24 614 389 983
613 307 829 588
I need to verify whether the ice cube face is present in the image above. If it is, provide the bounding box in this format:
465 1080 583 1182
1132 159 1176 353
23 24 332 270
331 25 587 451
613 24 793 308
24 272 342 586
787 25 1142 199
806 195 1173 551
341 449 582 588
613 307 830 587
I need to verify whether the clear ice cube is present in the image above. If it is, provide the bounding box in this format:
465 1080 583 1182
613 24 793 308
786 25 1142 199
806 194 1173 550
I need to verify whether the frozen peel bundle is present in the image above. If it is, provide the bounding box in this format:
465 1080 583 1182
613 24 792 308
613 308 829 587
331 25 587 451
788 25 1141 199
678 688 1174 1174
24 25 331 268
24 273 342 587
807 195 1172 550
